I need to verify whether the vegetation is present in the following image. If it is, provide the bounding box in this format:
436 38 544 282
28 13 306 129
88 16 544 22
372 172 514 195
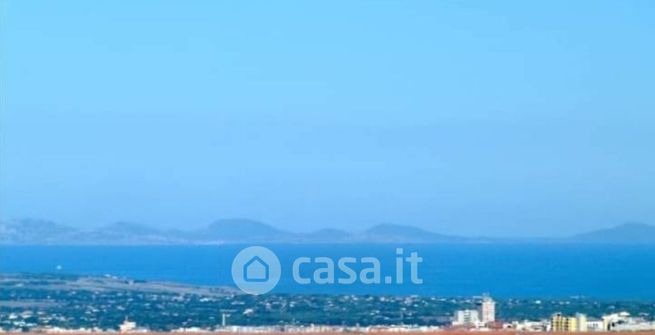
1 274 654 331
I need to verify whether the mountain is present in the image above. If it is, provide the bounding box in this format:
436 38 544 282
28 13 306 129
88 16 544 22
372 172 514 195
0 219 77 244
77 222 178 244
572 222 655 243
2 218 653 245
194 218 292 242
0 218 471 244
0 219 183 245
359 224 469 243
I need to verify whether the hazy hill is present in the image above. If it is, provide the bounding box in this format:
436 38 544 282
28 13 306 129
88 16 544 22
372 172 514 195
1 219 653 245
77 222 176 244
0 219 77 244
195 218 290 242
359 224 469 243
572 222 655 243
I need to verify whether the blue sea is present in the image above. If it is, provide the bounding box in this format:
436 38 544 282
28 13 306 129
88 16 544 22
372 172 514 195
1 244 654 299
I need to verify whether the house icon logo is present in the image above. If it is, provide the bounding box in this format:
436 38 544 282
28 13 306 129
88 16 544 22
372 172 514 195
231 246 281 294
244 256 269 282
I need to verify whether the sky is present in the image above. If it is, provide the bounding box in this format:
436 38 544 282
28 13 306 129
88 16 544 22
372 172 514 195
1 1 654 237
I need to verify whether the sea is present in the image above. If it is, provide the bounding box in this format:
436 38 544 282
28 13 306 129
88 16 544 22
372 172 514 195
1 244 654 299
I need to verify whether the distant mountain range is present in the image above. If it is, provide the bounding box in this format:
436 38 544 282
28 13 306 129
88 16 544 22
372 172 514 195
0 219 653 245
571 222 655 243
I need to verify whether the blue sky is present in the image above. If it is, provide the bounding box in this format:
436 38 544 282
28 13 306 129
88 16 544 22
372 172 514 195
1 1 654 237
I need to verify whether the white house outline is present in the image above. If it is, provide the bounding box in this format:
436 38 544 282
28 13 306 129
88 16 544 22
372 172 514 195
243 256 269 282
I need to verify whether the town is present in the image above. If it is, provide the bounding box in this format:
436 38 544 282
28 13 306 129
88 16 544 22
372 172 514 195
450 296 655 332
2 274 654 333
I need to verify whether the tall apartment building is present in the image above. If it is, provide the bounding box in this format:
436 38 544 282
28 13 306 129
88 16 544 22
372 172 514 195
552 313 578 332
551 313 588 332
479 296 496 323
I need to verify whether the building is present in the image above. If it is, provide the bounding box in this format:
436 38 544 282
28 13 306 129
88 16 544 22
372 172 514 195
504 320 548 332
119 319 136 333
479 296 496 324
576 314 588 332
603 312 631 331
551 313 577 332
118 318 147 333
550 313 588 332
586 319 604 332
452 309 480 326
602 312 655 332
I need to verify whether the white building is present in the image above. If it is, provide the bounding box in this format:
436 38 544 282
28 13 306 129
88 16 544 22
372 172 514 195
119 318 147 333
119 319 136 333
603 312 655 332
505 320 548 332
576 313 588 332
613 322 655 332
586 319 605 332
479 296 496 324
453 309 480 326
603 312 630 331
